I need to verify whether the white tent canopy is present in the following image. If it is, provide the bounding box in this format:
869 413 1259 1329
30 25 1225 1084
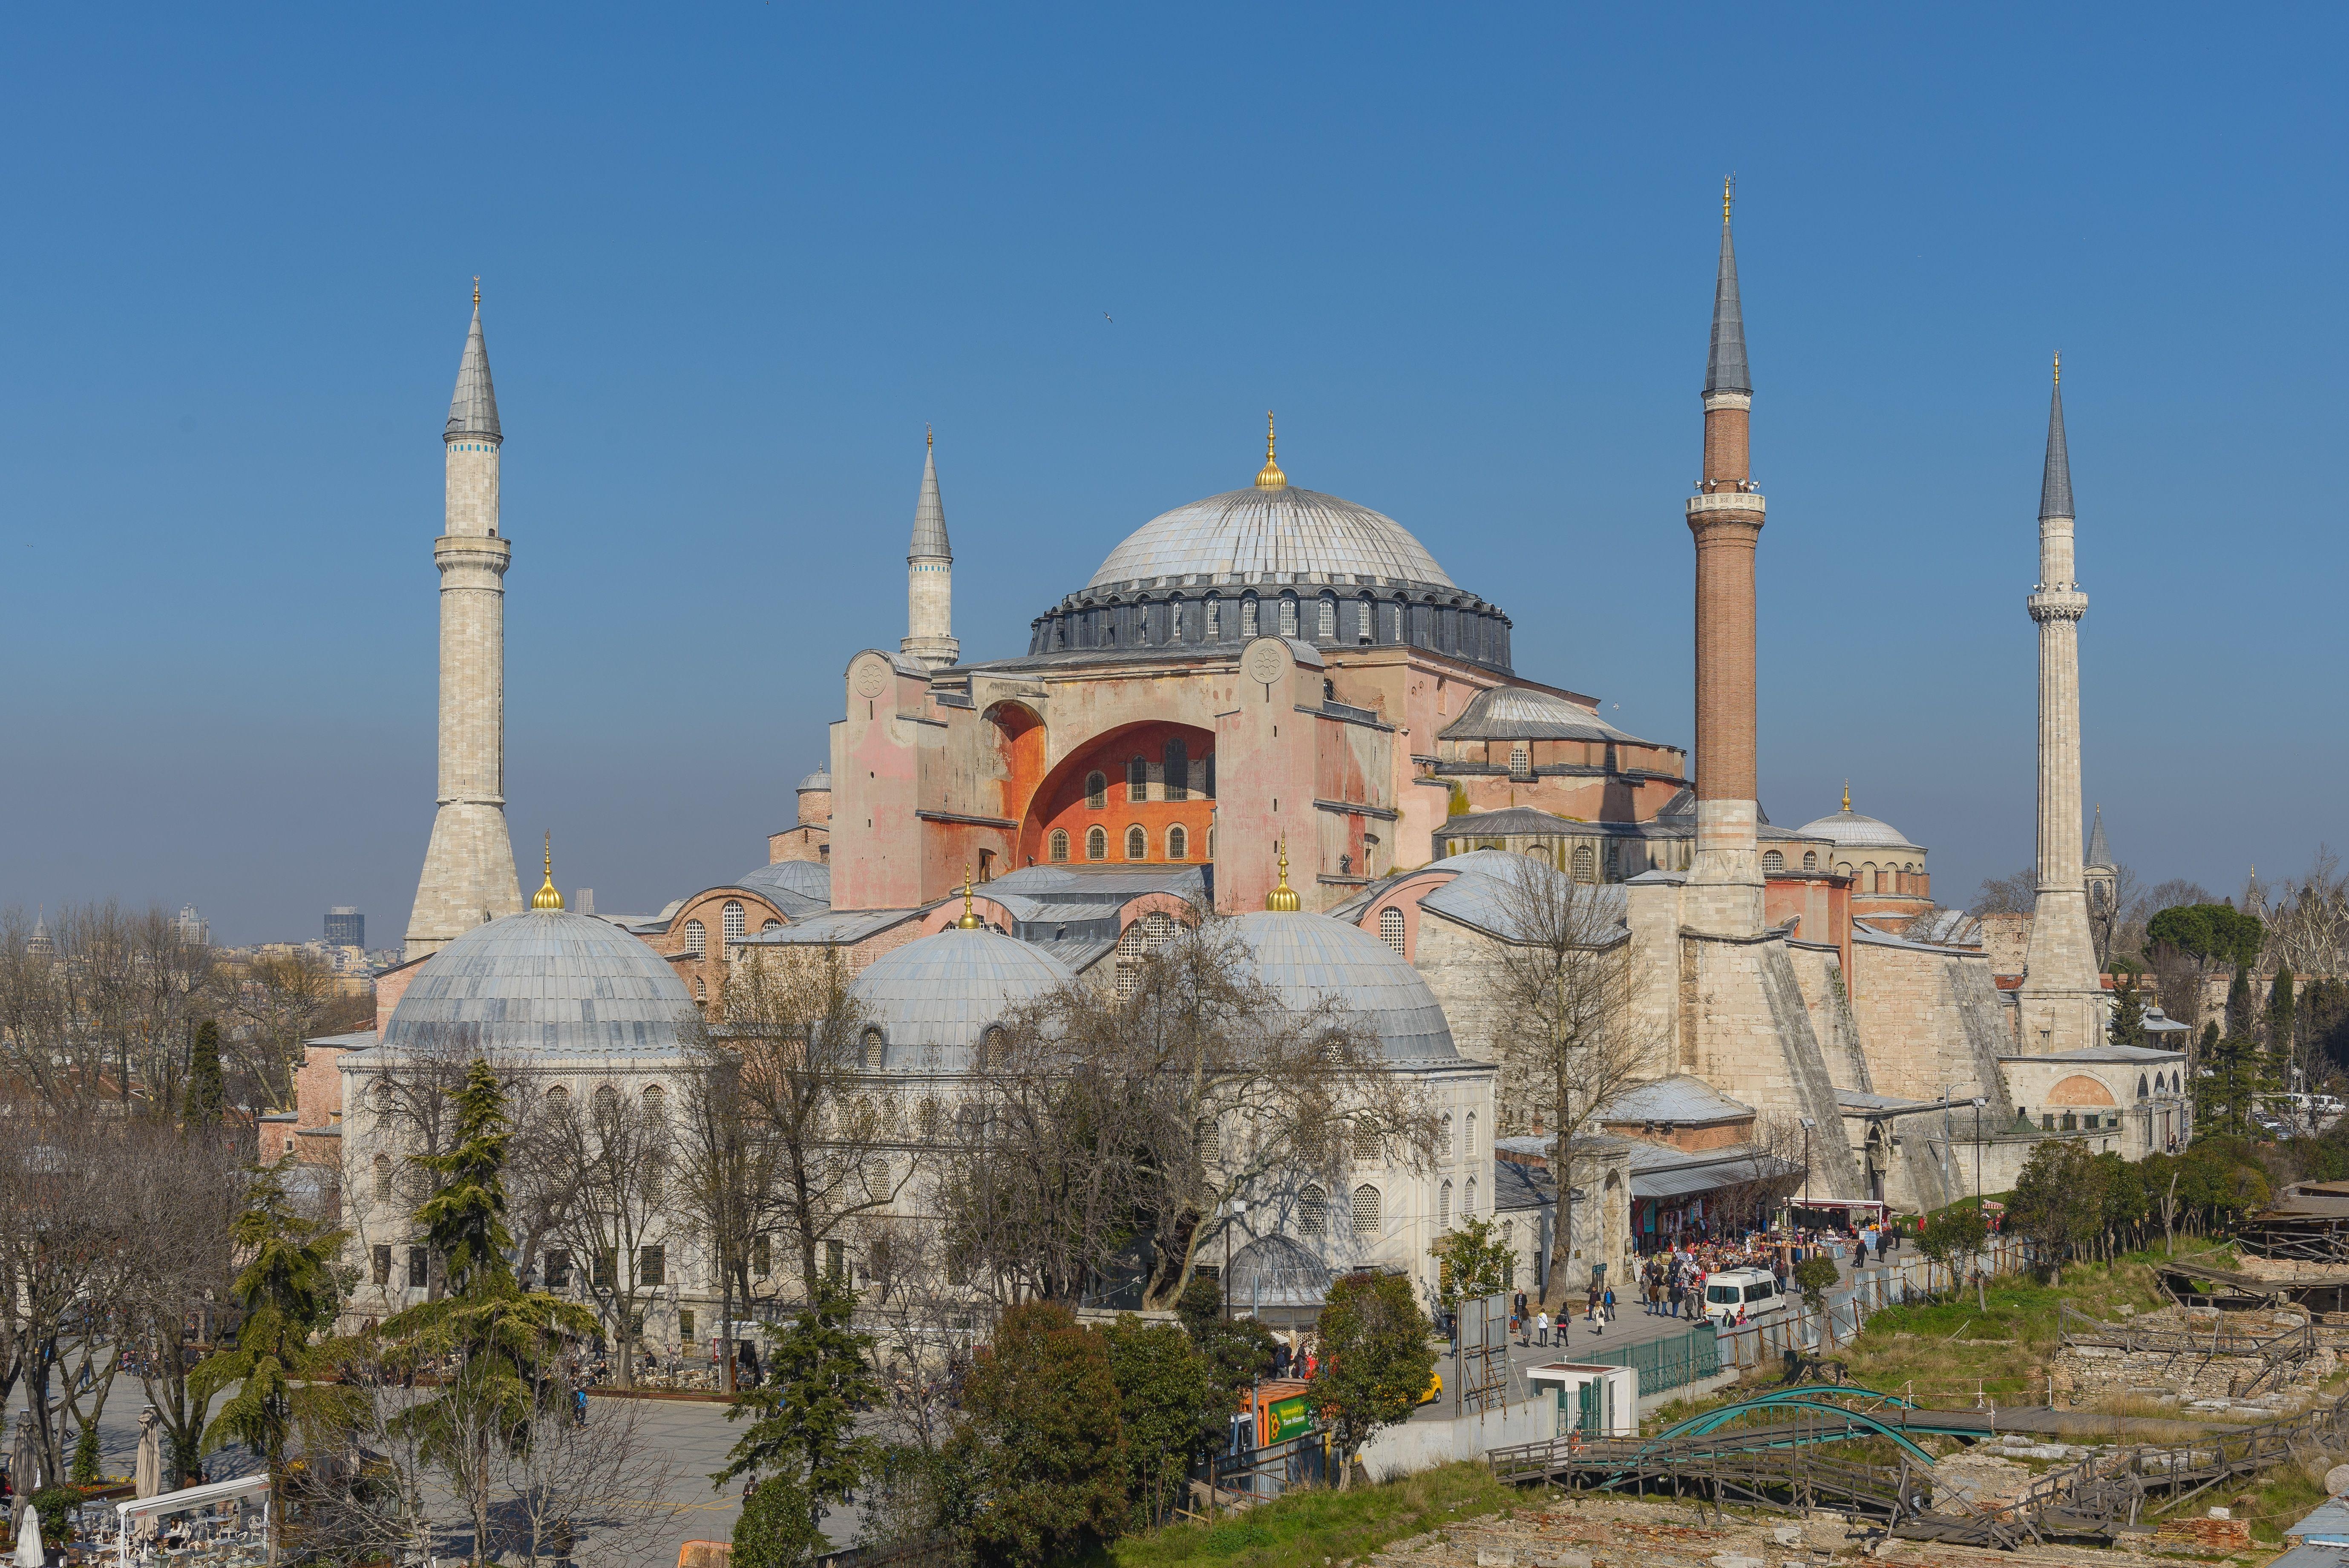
115 1475 271 1566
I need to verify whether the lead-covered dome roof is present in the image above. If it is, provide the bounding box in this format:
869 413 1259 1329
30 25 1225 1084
1796 804 1923 852
1088 486 1454 590
382 909 699 1057
1226 911 1458 1061
847 926 1076 1069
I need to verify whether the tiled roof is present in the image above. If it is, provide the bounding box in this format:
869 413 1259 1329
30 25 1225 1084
735 908 918 946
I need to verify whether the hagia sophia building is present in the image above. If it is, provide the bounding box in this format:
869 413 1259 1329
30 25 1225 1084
286 188 2195 1338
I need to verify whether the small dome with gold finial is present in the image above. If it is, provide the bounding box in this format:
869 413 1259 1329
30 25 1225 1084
1255 409 1286 489
1264 840 1302 912
531 833 565 910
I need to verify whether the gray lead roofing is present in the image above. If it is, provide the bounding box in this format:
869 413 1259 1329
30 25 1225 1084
1705 205 1752 396
1087 486 1454 590
2085 804 2112 869
910 439 951 560
445 303 501 444
2040 375 2073 520
380 909 698 1057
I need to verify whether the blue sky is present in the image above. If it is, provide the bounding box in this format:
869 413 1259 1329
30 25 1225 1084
2 6 2342 945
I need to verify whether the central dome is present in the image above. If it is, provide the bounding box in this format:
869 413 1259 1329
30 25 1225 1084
1088 486 1454 590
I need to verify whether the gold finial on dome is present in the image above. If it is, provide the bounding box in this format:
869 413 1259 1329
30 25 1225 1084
1842 779 1851 813
1265 840 1302 912
1255 410 1286 489
956 867 985 929
532 833 564 910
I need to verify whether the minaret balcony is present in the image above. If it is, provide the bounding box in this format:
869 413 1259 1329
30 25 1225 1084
2027 588 2087 622
1685 490 1767 519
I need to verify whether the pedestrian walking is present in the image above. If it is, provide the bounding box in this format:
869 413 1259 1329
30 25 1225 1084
1535 1309 1549 1349
1599 1285 1614 1334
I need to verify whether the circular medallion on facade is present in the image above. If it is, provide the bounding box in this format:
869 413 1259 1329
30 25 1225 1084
1243 638 1287 686
852 658 889 698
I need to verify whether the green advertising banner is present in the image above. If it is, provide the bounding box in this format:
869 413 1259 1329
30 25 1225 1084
1269 1396 1311 1443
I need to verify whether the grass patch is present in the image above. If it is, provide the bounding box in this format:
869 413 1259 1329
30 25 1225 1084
1830 1257 2172 1406
1089 1462 1517 1568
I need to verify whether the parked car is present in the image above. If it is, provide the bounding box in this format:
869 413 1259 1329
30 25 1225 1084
1701 1267 1788 1326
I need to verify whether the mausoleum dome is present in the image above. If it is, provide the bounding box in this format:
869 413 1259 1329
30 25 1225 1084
1224 909 1459 1062
847 925 1076 1069
382 908 700 1057
1798 795 1923 852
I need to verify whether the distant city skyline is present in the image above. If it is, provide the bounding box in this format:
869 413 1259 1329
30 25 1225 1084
2 8 2343 944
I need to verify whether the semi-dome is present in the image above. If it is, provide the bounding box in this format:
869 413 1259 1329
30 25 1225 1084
1226 911 1457 1061
732 860 832 918
382 909 699 1057
847 926 1076 1069
1088 486 1454 590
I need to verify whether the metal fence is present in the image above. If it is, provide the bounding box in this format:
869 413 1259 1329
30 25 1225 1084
1573 1324 1723 1394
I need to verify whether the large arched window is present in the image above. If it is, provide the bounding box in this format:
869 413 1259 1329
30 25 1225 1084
1117 920 1148 999
1144 912 1174 949
594 1083 622 1117
1379 906 1406 955
1762 850 1784 873
1125 825 1147 860
1352 1185 1382 1237
1464 1177 1477 1219
1300 1185 1327 1236
1086 826 1108 861
545 1084 570 1110
1167 825 1188 861
642 1084 666 1124
1049 829 1070 863
1318 595 1336 640
1085 771 1107 809
1163 737 1189 801
1439 1113 1454 1160
683 919 706 957
1439 1180 1453 1230
722 901 745 943
1571 844 1596 883
1127 756 1148 803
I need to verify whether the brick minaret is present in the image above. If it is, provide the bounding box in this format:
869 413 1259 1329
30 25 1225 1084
2018 356 2106 1049
1684 180 1767 935
405 284 523 961
901 428 959 668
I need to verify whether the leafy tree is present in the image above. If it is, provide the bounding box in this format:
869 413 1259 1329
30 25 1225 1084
1097 1314 1222 1531
2010 1139 2111 1283
1790 1254 1840 1314
946 1300 1128 1566
731 1475 824 1568
375 1059 599 1568
188 1158 361 1481
2194 1033 2271 1138
1428 1216 1517 1315
2147 902 2265 969
186 1019 225 1126
1309 1271 1434 1490
2109 976 2148 1050
1172 1273 1275 1398
1917 1204 1988 1307
716 1276 879 1545
70 1425 99 1486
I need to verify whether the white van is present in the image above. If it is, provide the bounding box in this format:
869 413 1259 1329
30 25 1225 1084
1702 1267 1789 1326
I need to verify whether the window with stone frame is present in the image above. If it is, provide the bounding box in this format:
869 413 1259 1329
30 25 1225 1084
1163 737 1188 801
684 919 707 957
1465 1111 1477 1157
1352 1123 1381 1161
1439 1180 1453 1229
762 919 782 933
1087 826 1108 861
1762 850 1784 873
1206 598 1221 638
1571 844 1595 883
1438 1112 1454 1160
1167 825 1188 860
1279 596 1299 636
1198 1116 1221 1164
1241 597 1258 637
1125 825 1147 860
546 1248 573 1289
1318 596 1336 640
373 1154 392 1203
1128 756 1148 802
1804 851 1818 870
371 1244 392 1286
1299 1185 1327 1236
862 1028 885 1070
1509 742 1530 778
1464 1177 1477 1219
1380 906 1407 955
637 1246 665 1289
1604 839 1622 878
1116 920 1147 998
1086 771 1108 808
723 901 745 943
1050 829 1070 862
1352 1184 1382 1237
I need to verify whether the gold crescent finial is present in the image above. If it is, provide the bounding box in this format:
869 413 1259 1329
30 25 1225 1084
956 866 984 928
1265 838 1302 911
473 275 481 307
532 832 564 910
1842 779 1851 813
1723 175 1733 223
1255 410 1286 488
926 424 934 449
2053 351 2061 388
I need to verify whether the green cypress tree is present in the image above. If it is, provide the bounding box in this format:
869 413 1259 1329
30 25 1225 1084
187 1019 225 1127
715 1276 881 1547
2271 964 2298 1060
2227 961 2256 1039
2110 976 2149 1050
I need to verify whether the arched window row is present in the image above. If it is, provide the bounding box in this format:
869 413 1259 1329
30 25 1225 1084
1026 583 1515 673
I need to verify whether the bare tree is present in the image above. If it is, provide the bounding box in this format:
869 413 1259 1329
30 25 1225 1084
1969 866 2038 918
1484 856 1663 1312
674 1029 789 1392
494 1390 686 1567
219 949 368 1110
541 1081 677 1387
1704 1112 1808 1234
2269 848 2348 980
0 903 219 1111
2091 862 2147 970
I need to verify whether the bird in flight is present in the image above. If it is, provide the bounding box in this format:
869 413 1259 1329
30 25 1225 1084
1103 311 1114 324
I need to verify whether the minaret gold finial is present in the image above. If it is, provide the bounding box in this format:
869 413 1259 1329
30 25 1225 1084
1723 175 1733 223
532 833 564 910
956 867 985 928
2053 351 2060 388
473 276 481 307
1842 779 1851 813
1255 410 1286 488
926 424 933 449
1265 839 1302 912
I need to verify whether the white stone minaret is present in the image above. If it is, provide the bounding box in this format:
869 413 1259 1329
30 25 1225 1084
2018 355 2107 1049
405 285 523 961
900 429 958 668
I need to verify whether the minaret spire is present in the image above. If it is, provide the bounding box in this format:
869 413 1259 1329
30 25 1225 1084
1704 177 1751 397
901 429 959 668
407 285 524 959
2039 353 2073 522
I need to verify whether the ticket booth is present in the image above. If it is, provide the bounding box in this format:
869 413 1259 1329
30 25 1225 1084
1524 1361 1637 1437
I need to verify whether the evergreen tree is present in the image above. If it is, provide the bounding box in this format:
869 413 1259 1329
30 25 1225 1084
187 1020 225 1127
1309 1271 1435 1489
2271 964 2298 1062
731 1475 823 1568
376 1059 599 1568
1096 1314 1221 1531
1172 1272 1275 1398
946 1300 1129 1565
2109 976 2149 1050
715 1276 879 1545
2227 961 2256 1039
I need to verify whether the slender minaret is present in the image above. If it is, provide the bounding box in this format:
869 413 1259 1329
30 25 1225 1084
901 428 958 668
2018 354 2106 1047
1684 178 1767 935
405 283 523 961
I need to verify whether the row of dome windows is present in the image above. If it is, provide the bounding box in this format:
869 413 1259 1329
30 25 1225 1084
679 901 786 957
1034 591 1511 668
1082 742 1211 806
1050 824 1197 863
1286 1179 1487 1238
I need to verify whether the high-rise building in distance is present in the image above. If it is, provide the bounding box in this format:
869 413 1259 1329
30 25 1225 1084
326 907 364 948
